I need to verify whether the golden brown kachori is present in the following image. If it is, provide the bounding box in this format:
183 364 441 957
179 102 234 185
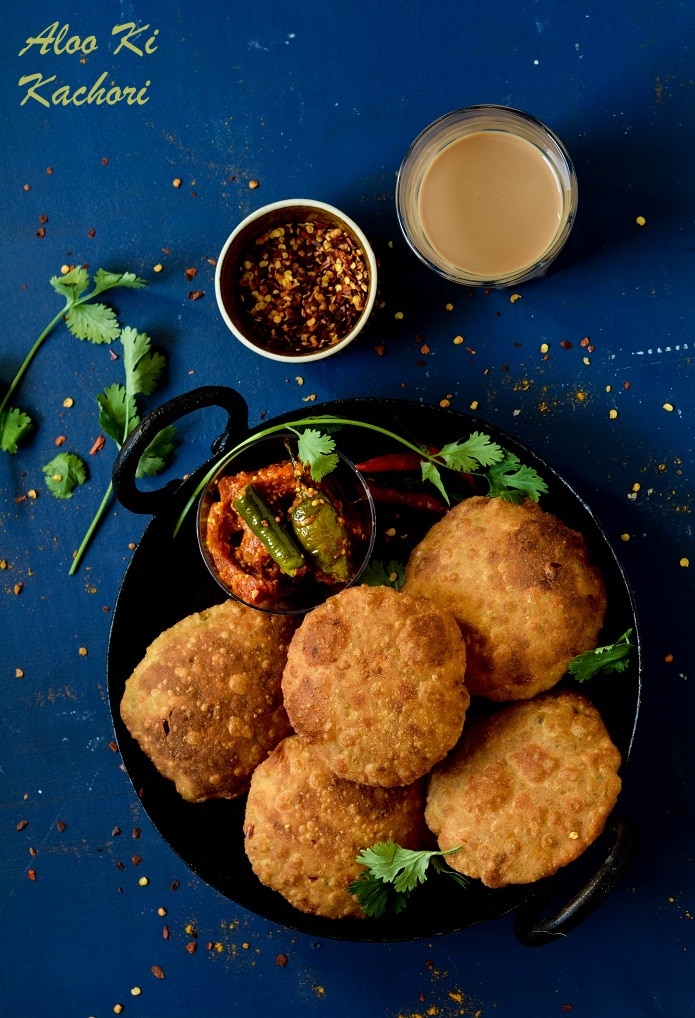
281 584 470 786
243 735 428 918
120 599 297 802
403 496 607 701
425 689 622 888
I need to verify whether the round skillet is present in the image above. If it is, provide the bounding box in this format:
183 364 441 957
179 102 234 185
108 385 641 946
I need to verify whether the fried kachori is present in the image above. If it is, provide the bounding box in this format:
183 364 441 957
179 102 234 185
425 689 622 888
120 599 297 802
403 496 607 701
281 584 470 787
243 735 429 918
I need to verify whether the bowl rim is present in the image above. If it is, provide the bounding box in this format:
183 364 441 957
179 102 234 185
214 198 378 363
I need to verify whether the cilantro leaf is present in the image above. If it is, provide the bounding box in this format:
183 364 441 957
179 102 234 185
294 427 339 481
65 301 121 343
97 384 138 445
421 460 450 503
91 268 148 295
484 452 548 502
0 406 33 453
42 452 87 499
568 629 633 682
361 559 405 589
136 426 177 478
49 265 90 300
349 840 466 918
120 325 166 396
438 432 505 472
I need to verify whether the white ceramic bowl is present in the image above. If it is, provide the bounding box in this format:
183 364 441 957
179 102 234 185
215 199 378 363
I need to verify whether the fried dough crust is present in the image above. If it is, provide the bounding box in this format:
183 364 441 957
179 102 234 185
244 735 428 918
425 690 622 888
281 585 469 786
120 599 297 802
404 496 607 701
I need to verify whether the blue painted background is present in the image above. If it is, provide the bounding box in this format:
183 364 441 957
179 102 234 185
1 2 693 1016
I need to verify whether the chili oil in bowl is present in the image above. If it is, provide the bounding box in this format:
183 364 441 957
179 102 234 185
214 199 378 363
197 434 376 614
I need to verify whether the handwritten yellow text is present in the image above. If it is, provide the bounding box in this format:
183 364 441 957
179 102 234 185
17 21 158 108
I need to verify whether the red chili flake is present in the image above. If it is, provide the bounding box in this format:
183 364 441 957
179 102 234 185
56 820 67 833
276 954 288 967
115 861 125 871
29 846 37 857
112 827 121 837
27 869 37 880
36 228 46 238
151 965 165 980
88 228 96 238
101 157 109 165
55 435 67 446
561 1006 574 1013
132 855 143 866
170 879 180 891
185 942 197 955
108 740 119 753
39 214 48 224
185 267 198 280
23 183 31 191
560 339 573 349
46 167 53 175
188 290 205 300
580 336 590 347
89 435 106 455
16 820 29 831
425 959 434 971
162 926 170 940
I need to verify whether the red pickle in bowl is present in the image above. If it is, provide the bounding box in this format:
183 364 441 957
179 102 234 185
199 449 375 614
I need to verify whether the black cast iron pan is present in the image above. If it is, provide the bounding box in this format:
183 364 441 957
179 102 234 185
108 385 642 946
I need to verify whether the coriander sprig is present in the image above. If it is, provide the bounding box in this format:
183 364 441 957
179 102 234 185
174 416 547 536
568 628 634 682
0 266 147 453
349 840 468 918
66 326 175 575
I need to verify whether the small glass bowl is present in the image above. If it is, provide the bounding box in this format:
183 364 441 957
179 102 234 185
214 199 378 364
396 105 578 287
197 433 376 615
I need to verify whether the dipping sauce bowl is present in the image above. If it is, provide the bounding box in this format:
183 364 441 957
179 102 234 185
396 105 578 287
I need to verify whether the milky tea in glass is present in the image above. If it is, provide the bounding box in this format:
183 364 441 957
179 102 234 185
396 106 578 287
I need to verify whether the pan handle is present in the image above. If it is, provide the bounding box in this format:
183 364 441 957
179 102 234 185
512 816 639 946
112 385 249 516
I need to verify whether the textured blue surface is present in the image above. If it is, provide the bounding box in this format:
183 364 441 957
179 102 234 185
1 2 694 1016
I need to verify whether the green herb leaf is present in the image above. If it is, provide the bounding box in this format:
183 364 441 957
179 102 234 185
438 432 505 472
65 301 121 344
97 383 137 445
91 268 148 295
120 325 166 396
136 426 177 478
484 452 548 502
294 427 340 481
568 629 633 682
0 406 33 453
42 452 87 499
361 559 406 589
49 266 90 300
349 840 465 918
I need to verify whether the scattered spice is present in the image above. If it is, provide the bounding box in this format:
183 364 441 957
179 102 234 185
89 435 106 455
663 402 675 412
185 941 197 954
609 409 618 420
188 290 205 301
249 179 259 189
130 987 142 997
276 953 289 967
635 215 646 226
151 964 165 980
16 819 28 831
510 293 522 303
172 178 182 188
185 267 197 280
56 820 67 832
680 557 690 568
15 668 24 678
27 869 37 880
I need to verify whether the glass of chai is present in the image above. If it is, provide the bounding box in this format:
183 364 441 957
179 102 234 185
396 106 578 287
